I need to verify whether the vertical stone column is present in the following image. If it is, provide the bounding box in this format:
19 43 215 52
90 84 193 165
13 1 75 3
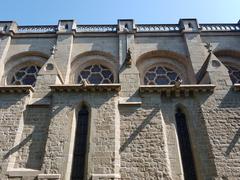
180 19 235 179
118 19 141 103
55 20 76 83
179 19 206 83
0 21 17 84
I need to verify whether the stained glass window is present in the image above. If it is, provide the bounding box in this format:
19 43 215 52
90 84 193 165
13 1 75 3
11 65 41 86
225 65 240 84
175 109 197 180
78 64 114 84
144 65 181 85
71 105 89 180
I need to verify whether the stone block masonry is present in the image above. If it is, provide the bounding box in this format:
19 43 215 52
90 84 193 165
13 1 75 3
0 18 240 180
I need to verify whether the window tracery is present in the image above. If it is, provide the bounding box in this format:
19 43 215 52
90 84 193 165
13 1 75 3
225 65 240 84
11 65 41 86
144 65 181 85
77 64 114 84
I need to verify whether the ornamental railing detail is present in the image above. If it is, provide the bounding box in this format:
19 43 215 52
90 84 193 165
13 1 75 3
136 24 180 32
18 25 57 33
12 23 240 33
200 24 240 31
76 25 117 32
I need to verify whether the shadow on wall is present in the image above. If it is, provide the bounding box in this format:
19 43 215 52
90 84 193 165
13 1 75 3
9 38 55 56
3 133 33 159
225 128 240 156
119 106 159 153
4 106 51 170
160 98 218 178
215 89 240 156
218 89 240 108
0 94 26 109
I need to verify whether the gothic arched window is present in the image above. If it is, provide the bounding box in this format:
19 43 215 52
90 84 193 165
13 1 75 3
175 108 197 180
11 65 41 86
71 105 89 180
144 65 181 85
77 64 114 84
225 65 240 84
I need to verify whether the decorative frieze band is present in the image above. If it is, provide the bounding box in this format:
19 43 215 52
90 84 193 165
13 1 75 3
140 84 216 97
1 21 239 34
50 84 121 92
0 85 34 94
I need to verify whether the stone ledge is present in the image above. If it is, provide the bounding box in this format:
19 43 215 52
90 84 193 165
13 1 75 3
140 84 215 97
233 84 240 91
50 84 121 92
38 174 61 179
0 85 34 94
119 97 142 105
7 168 41 177
92 173 121 180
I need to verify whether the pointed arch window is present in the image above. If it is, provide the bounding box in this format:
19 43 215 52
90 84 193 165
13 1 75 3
175 108 197 180
71 105 89 180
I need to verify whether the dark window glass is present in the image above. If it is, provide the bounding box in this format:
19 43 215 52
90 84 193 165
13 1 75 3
11 65 40 86
175 109 197 180
77 64 114 84
144 65 181 85
226 65 240 84
71 106 89 180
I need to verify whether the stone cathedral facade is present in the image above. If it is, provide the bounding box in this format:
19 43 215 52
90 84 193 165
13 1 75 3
0 19 240 180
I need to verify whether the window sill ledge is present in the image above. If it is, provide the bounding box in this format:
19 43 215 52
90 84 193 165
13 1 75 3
140 84 215 96
0 85 34 94
50 84 121 92
7 168 40 177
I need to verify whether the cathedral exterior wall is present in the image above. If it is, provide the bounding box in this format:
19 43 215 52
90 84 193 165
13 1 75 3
0 19 240 180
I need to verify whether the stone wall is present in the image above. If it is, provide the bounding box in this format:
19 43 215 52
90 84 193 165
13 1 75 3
0 19 240 180
120 100 171 179
14 106 50 170
0 93 30 180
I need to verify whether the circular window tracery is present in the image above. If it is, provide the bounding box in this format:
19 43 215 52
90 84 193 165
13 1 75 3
77 64 114 84
11 65 41 86
225 65 240 84
144 65 181 85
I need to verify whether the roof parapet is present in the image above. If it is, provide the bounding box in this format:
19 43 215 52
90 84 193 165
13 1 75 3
0 19 240 34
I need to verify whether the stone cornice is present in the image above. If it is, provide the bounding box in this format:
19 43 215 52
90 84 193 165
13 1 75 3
50 84 121 92
0 85 34 94
1 20 239 34
140 84 215 97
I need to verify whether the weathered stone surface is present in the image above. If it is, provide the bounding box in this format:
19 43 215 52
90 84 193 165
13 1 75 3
0 19 240 180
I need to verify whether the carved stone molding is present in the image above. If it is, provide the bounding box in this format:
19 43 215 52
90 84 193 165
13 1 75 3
0 85 34 94
50 84 121 92
140 84 215 97
91 173 121 180
38 174 61 179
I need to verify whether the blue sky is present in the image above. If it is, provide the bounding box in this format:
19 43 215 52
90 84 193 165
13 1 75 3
1 0 239 25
